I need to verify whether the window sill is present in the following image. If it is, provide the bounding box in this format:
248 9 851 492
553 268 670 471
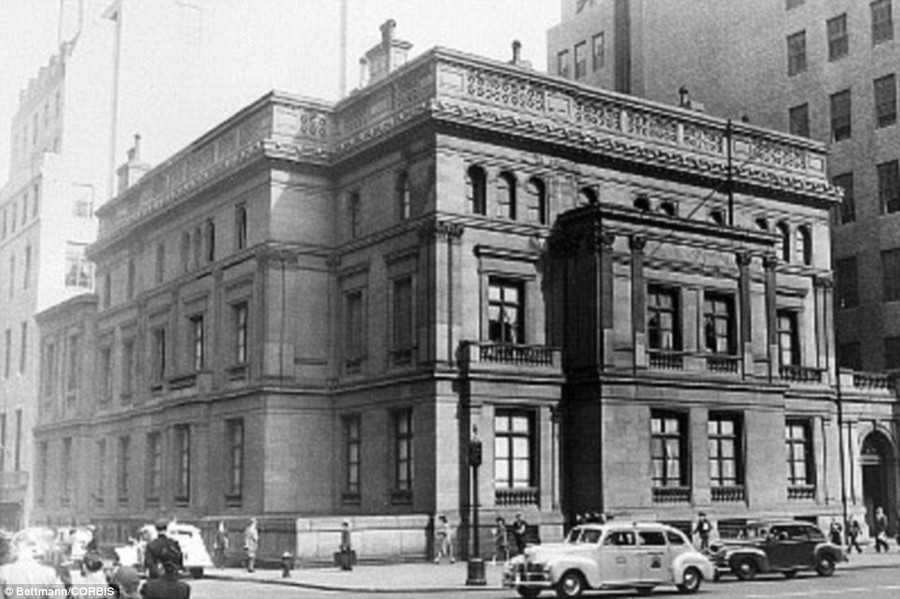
225 493 243 508
227 363 249 381
341 492 361 505
391 490 412 505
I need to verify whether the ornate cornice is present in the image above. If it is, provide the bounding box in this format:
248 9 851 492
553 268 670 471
417 219 465 243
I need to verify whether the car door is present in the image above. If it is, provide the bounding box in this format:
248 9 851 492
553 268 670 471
637 529 671 584
793 526 818 568
599 529 639 584
766 525 800 568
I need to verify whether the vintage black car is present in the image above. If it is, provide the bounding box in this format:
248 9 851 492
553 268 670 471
710 521 846 580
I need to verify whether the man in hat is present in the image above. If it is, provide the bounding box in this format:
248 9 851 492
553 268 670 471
110 565 142 599
692 512 713 553
144 518 183 579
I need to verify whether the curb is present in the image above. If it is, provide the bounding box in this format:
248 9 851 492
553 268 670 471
203 572 504 593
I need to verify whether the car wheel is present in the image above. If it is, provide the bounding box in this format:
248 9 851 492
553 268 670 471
677 566 702 594
816 555 836 577
733 558 757 581
190 568 204 579
783 569 798 579
556 570 586 598
516 587 541 599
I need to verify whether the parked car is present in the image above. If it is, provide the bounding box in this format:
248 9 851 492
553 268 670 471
114 522 212 579
710 520 846 580
503 522 715 598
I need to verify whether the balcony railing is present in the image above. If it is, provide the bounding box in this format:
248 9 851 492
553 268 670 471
459 341 562 371
706 355 741 374
652 486 691 503
779 365 825 384
787 485 816 500
648 350 686 370
851 371 895 390
495 486 539 507
711 485 746 502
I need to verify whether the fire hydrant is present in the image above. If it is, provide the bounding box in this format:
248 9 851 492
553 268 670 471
281 552 294 578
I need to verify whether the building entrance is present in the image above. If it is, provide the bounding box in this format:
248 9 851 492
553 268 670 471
860 431 895 532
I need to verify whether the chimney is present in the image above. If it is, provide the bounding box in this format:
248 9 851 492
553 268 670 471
361 19 413 86
508 40 532 68
116 134 151 194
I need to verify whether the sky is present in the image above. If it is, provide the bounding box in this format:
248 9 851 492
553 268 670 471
0 0 560 185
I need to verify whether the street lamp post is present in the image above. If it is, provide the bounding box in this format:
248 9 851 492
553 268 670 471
466 433 486 586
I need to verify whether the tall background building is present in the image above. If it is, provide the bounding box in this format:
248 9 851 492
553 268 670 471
548 0 900 535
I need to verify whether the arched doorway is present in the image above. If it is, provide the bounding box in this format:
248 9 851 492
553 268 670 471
860 431 895 531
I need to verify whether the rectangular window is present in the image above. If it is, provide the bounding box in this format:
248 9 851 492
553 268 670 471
703 293 736 354
175 425 190 504
126 259 135 299
833 173 855 224
786 420 814 487
66 335 79 394
23 246 30 289
344 290 364 372
226 419 244 501
155 243 165 284
875 74 897 128
883 248 900 302
3 329 10 379
233 302 248 364
189 314 204 371
872 0 894 44
14 410 21 472
392 277 413 365
394 409 413 497
343 415 361 497
96 439 106 507
827 14 849 60
397 173 411 221
777 310 800 366
574 41 587 79
18 322 26 374
787 30 807 76
885 336 900 369
830 89 852 141
879 160 900 213
235 204 248 250
488 278 525 344
709 413 743 488
72 184 93 218
651 411 688 488
789 104 810 138
100 346 112 403
146 432 162 504
205 220 215 263
348 192 361 239
43 343 55 398
494 410 534 491
64 242 92 288
122 339 134 397
61 437 72 506
592 32 605 70
32 182 39 217
38 442 48 505
557 49 570 78
836 257 859 309
151 327 167 382
648 285 681 351
118 436 130 505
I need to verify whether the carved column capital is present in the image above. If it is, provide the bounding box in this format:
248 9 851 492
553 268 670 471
735 251 752 268
629 234 646 254
763 253 779 271
815 274 835 289
418 219 465 243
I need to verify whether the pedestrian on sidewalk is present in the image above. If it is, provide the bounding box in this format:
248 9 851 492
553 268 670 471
243 518 259 573
140 553 191 599
511 513 528 556
433 515 454 564
874 507 889 553
492 516 509 566
847 518 863 554
692 512 713 553
144 518 183 580
829 518 843 546
338 520 354 571
213 521 228 569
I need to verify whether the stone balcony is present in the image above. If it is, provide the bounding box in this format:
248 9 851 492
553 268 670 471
458 341 562 376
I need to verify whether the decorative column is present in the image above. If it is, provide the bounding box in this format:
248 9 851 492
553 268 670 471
816 274 836 384
736 251 752 378
600 231 615 369
417 220 464 367
630 235 647 370
763 253 778 382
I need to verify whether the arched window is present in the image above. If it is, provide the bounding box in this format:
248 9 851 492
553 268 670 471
659 201 676 217
777 222 791 262
466 165 487 215
795 225 812 265
710 209 726 225
496 171 517 220
397 171 411 220
525 177 547 225
755 217 769 231
578 187 597 206
633 194 650 211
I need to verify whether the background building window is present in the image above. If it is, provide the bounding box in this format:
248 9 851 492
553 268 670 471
122 339 134 398
226 419 244 502
233 302 248 364
592 32 604 70
96 439 106 507
155 243 165 284
885 336 900 369
392 277 413 365
879 160 900 213
151 327 167 382
872 0 894 45
61 438 72 506
205 220 215 263
557 49 570 78
648 286 681 351
525 177 546 225
394 409 413 497
830 89 852 141
795 226 812 265
777 310 800 367
833 173 855 224
777 222 791 262
651 411 688 488
836 257 859 309
703 294 736 355
99 346 112 404
348 192 361 239
496 172 517 220
574 41 587 79
789 103 809 137
875 74 897 128
709 413 743 488
64 242 92 288
827 14 849 60
127 259 135 299
397 171 411 220
181 232 191 272
882 248 900 302
787 30 807 76
189 314 205 371
343 415 361 497
146 433 161 505
488 278 524 344
344 290 364 372
785 420 814 488
466 165 487 215
118 436 130 505
18 322 26 374
3 330 10 379
235 204 248 250
494 410 534 492
42 343 55 398
38 442 48 505
175 425 191 504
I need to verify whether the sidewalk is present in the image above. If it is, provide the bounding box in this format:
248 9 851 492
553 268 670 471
205 549 900 593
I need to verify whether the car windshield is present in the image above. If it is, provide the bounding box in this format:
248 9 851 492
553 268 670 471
565 527 602 544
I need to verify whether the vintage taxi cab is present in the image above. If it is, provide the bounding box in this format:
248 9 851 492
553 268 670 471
503 522 715 598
